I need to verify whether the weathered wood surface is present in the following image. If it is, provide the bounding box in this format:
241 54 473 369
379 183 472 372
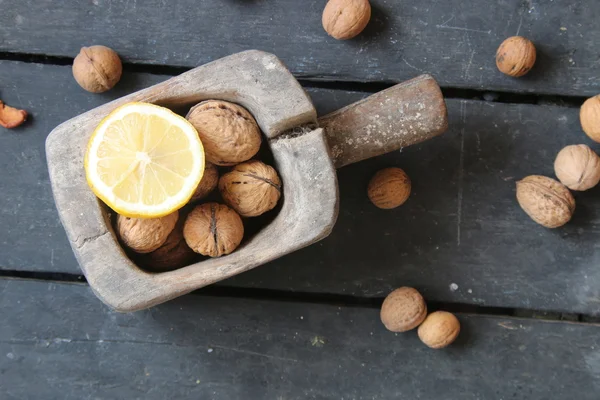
2 279 600 400
242 96 600 314
0 61 163 276
2 61 600 314
1 0 599 96
320 74 448 168
45 50 340 312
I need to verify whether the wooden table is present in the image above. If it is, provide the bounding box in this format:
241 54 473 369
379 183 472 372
2 1 600 398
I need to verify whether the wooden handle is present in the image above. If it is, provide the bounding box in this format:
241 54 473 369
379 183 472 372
318 75 448 169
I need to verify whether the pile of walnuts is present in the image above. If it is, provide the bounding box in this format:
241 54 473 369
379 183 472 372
380 287 460 349
117 100 282 272
515 98 600 228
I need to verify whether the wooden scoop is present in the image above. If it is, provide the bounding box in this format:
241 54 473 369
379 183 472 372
46 50 447 311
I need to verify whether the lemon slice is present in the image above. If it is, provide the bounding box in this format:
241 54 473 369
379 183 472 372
85 102 205 218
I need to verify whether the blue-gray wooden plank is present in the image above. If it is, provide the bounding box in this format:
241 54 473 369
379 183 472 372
0 61 165 276
2 61 600 314
2 279 600 400
1 0 599 96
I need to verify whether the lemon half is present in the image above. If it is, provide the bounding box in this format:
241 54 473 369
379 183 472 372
85 102 205 218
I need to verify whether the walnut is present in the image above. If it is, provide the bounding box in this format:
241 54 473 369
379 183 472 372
72 45 122 93
138 219 195 272
186 100 262 166
380 287 427 332
417 311 460 349
368 167 411 209
183 203 244 257
496 36 536 77
580 95 600 143
516 175 575 228
219 160 282 217
190 162 219 202
554 144 600 191
0 100 27 129
117 211 178 254
322 0 371 40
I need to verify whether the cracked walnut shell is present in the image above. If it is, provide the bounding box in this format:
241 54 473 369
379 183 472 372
380 287 427 332
219 160 282 217
322 0 371 40
183 203 244 257
496 36 536 77
117 211 179 254
186 100 262 166
0 100 27 129
73 45 122 93
554 144 600 191
418 311 460 349
368 168 411 209
516 175 575 228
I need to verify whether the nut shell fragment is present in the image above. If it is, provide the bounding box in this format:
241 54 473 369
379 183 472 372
0 100 27 129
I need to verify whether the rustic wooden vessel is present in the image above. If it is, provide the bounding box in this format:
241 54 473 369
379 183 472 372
46 50 447 311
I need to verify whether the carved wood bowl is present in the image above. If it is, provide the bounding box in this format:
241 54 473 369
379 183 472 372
46 51 338 312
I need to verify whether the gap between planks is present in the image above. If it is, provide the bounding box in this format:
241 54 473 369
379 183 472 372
0 51 589 109
1 272 599 325
0 54 594 323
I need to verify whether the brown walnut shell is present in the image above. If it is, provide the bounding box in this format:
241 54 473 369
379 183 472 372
368 167 411 209
322 0 371 40
417 311 460 349
580 95 600 143
554 144 600 191
190 162 219 202
183 203 244 257
117 211 179 254
516 175 575 228
380 287 427 332
496 36 536 77
219 160 282 217
72 45 122 93
138 219 195 272
186 100 262 166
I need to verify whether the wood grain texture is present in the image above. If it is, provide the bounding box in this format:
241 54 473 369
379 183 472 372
320 74 448 168
45 51 337 311
0 61 166 275
1 0 599 96
237 96 600 315
2 62 600 313
2 279 600 400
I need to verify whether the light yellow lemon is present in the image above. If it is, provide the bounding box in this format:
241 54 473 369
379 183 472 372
85 102 205 218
